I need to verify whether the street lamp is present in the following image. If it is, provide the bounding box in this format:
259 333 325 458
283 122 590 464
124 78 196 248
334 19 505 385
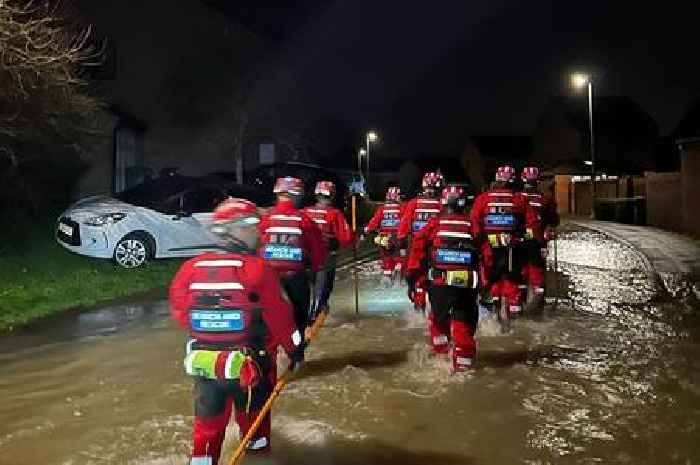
571 72 596 219
357 148 367 174
366 130 379 176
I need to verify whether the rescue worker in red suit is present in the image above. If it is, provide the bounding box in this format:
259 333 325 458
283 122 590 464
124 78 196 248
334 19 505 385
364 186 406 286
518 167 559 299
170 198 305 464
408 185 480 371
398 172 445 312
303 181 354 315
258 177 327 334
470 166 540 315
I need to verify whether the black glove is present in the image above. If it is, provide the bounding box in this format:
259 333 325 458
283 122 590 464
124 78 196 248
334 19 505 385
406 274 416 297
328 237 339 251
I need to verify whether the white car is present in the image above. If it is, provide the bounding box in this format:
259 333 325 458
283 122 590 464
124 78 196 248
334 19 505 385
56 176 270 268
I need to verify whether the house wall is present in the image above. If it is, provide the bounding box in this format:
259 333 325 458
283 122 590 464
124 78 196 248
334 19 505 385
681 144 700 236
553 175 571 215
645 171 683 231
73 115 118 198
73 0 266 198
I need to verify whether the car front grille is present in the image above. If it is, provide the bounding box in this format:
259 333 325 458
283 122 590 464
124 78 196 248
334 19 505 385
56 217 81 246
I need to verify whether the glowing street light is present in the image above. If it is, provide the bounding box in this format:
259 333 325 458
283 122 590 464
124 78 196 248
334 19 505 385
571 72 596 219
571 73 590 89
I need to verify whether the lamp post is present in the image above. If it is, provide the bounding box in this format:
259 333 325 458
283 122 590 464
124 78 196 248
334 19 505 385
366 130 378 177
357 148 367 175
571 73 596 219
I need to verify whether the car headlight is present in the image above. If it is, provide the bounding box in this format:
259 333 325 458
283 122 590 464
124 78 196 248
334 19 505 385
84 213 127 226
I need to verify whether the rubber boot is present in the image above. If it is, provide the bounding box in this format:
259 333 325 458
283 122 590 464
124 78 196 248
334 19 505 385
429 313 450 354
451 320 476 372
192 413 228 465
235 410 271 453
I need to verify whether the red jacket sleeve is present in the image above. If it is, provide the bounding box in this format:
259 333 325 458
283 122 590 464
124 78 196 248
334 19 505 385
169 258 197 330
407 216 438 273
470 194 487 241
397 199 417 240
516 194 542 241
332 208 354 248
365 205 384 233
301 212 327 272
258 265 300 355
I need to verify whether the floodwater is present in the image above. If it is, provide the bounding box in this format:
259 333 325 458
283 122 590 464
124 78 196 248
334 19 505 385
1 227 699 465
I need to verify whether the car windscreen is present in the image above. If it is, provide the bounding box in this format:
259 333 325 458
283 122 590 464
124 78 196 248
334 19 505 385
115 177 189 213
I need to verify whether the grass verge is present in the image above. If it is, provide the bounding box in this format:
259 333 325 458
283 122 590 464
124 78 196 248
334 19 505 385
0 200 379 331
0 214 183 331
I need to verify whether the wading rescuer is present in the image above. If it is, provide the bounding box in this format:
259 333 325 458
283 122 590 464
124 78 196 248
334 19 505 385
364 186 406 286
398 172 445 312
518 167 559 304
470 166 540 316
407 185 479 371
169 198 305 464
303 181 354 315
259 177 327 334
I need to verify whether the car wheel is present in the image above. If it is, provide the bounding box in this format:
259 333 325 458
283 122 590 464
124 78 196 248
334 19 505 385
114 233 153 269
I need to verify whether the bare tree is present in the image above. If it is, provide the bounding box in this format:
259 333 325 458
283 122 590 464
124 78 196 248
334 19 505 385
0 0 107 211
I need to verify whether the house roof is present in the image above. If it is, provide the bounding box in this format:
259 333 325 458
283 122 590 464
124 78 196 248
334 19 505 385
366 155 465 177
109 104 147 131
673 97 700 140
546 95 658 143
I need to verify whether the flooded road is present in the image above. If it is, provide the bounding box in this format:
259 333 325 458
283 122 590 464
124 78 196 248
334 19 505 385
1 227 699 465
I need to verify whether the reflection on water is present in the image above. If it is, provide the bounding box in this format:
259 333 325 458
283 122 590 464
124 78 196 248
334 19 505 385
0 227 699 464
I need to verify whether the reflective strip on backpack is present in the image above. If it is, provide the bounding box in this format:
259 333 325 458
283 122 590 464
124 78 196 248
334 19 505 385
271 215 302 221
529 202 542 207
312 219 327 224
266 226 302 234
437 231 472 239
305 209 326 214
488 192 513 197
384 209 401 214
194 260 243 267
487 202 514 207
190 282 244 291
224 352 237 379
439 220 470 225
416 208 440 213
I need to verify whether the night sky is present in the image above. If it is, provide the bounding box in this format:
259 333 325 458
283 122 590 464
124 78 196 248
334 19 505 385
228 0 700 158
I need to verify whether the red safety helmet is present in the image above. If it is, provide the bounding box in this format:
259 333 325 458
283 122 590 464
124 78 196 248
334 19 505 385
495 165 516 183
385 186 401 202
441 184 467 207
273 176 304 196
211 198 260 235
521 166 539 184
422 172 445 190
314 180 336 197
